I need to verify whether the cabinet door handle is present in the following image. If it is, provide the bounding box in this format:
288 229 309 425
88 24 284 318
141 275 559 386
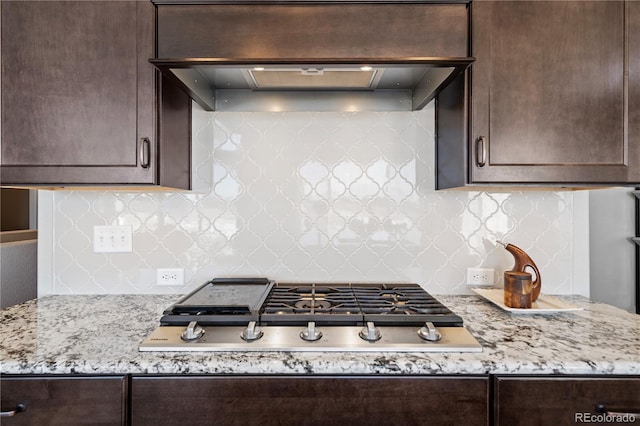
596 404 640 416
476 136 487 167
139 137 151 169
1 403 26 417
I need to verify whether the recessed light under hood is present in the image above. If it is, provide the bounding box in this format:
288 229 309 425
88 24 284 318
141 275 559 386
150 58 473 112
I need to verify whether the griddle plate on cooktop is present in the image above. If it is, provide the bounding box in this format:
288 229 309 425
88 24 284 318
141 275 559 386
160 278 273 325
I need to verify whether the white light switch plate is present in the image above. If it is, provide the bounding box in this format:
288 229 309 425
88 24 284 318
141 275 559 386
93 225 133 253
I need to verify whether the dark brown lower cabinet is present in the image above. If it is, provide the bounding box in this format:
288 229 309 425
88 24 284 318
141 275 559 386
4 374 638 425
494 376 640 426
0 375 127 425
131 375 490 426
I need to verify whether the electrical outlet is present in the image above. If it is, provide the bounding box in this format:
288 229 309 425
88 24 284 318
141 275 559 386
157 268 184 286
466 268 494 286
93 225 132 253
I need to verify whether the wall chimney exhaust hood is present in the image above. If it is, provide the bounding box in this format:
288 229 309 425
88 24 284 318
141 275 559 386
152 3 473 112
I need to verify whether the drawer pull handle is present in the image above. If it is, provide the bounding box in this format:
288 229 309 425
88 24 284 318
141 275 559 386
476 136 487 167
0 403 26 417
596 404 640 416
139 137 151 169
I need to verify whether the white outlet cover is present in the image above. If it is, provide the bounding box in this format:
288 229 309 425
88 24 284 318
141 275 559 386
466 267 494 286
157 268 184 286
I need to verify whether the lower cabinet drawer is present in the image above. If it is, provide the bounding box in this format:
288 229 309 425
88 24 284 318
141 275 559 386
0 375 127 425
132 375 489 426
494 376 640 426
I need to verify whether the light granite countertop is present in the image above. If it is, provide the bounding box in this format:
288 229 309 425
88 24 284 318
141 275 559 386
1 294 638 376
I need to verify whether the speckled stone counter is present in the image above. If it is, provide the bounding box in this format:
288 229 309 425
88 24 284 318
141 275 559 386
1 294 638 376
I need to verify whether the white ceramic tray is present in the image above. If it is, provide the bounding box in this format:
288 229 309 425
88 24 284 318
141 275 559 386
472 288 583 313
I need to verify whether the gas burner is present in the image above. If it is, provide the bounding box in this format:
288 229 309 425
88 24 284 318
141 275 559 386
294 300 332 310
352 283 462 326
260 283 363 325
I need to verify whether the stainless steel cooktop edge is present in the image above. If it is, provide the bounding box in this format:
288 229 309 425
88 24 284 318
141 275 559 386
139 325 482 353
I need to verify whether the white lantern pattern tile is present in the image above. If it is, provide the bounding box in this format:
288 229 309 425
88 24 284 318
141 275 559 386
50 103 578 295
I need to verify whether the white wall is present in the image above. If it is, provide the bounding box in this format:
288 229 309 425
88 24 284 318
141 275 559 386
1 239 37 308
37 102 589 296
589 187 636 312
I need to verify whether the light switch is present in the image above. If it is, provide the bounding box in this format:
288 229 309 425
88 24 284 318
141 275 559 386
93 225 133 253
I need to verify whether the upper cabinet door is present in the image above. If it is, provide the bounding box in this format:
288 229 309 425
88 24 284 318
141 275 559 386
0 1 156 186
470 1 639 185
630 1 640 160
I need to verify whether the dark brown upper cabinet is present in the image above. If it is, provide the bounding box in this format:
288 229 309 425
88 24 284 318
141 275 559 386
630 1 640 170
0 1 191 189
437 0 640 188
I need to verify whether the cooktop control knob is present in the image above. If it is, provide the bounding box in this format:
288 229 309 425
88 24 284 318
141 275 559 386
300 322 323 342
240 321 264 342
417 322 442 342
181 321 205 342
359 321 382 342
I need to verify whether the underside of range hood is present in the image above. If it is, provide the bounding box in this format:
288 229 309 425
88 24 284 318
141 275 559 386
150 58 473 112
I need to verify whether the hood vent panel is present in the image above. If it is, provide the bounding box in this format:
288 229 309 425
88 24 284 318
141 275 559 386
247 68 380 90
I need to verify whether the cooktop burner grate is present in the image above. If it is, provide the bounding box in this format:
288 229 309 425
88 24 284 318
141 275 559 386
260 284 363 325
353 285 454 313
259 283 463 326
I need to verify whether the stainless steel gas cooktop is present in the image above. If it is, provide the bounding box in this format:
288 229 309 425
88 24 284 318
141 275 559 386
139 278 482 353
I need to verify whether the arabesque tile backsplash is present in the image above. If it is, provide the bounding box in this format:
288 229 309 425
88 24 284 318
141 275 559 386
41 103 587 295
